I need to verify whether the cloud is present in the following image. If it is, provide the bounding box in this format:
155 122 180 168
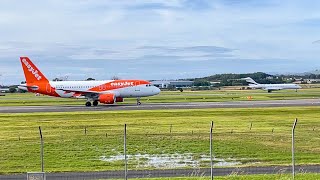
139 45 236 61
128 0 213 11
68 45 235 61
1 0 320 84
312 40 320 44
181 46 234 53
128 3 178 10
139 45 233 53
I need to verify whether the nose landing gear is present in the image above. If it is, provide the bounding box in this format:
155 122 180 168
136 97 141 105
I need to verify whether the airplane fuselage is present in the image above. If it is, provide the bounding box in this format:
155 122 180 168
18 57 160 106
249 83 301 91
19 80 160 98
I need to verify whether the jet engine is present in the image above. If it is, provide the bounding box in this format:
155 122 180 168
99 94 115 104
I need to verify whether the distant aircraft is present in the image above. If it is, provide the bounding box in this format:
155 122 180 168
242 77 301 93
18 57 161 106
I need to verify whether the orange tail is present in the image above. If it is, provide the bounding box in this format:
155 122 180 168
20 57 49 84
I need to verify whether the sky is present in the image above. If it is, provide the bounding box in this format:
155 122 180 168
1 0 320 84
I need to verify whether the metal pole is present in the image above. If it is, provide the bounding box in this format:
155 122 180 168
124 124 127 180
39 126 44 172
210 121 213 180
292 118 298 179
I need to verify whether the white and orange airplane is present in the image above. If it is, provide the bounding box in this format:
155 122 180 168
18 57 161 106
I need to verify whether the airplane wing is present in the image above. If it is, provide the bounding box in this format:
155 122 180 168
56 88 103 99
56 88 99 94
56 88 116 98
263 87 283 91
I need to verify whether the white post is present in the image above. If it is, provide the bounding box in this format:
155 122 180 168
210 121 214 180
124 124 127 180
292 118 298 179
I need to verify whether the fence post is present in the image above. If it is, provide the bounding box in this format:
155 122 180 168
292 118 298 179
124 124 127 180
38 126 44 172
210 121 214 180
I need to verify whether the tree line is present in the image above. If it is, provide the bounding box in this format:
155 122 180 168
192 72 307 87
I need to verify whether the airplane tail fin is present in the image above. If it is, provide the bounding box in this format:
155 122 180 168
20 57 49 84
242 77 259 85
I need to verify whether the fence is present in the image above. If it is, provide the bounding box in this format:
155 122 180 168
0 119 319 179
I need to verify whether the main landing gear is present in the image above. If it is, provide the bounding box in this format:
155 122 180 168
85 100 99 107
136 97 141 105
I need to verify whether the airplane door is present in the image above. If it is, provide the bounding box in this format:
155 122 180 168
135 81 140 91
46 84 52 93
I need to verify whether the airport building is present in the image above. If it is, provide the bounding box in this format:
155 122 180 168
151 80 194 88
305 79 320 84
0 88 9 93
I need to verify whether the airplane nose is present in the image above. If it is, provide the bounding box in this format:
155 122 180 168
154 87 161 95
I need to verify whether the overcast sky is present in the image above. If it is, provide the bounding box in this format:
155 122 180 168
1 0 320 84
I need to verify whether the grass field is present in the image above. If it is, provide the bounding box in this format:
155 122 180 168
0 107 320 173
111 173 320 180
1 87 320 106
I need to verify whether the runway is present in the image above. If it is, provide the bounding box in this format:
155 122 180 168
1 99 320 113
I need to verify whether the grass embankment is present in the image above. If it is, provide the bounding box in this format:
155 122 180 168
0 107 320 173
1 88 320 106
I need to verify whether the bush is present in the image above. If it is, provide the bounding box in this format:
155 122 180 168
9 87 17 93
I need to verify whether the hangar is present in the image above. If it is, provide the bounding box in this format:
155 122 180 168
151 80 194 88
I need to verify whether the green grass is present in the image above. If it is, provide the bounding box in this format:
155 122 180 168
0 107 320 173
110 173 320 180
2 87 320 106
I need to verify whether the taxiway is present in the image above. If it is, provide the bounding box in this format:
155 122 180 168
0 99 319 113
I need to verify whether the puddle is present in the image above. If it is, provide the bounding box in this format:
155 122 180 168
100 153 241 168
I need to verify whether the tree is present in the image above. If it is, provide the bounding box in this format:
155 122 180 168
52 78 63 81
18 89 27 93
193 79 211 86
86 77 95 81
111 76 120 80
9 87 17 93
